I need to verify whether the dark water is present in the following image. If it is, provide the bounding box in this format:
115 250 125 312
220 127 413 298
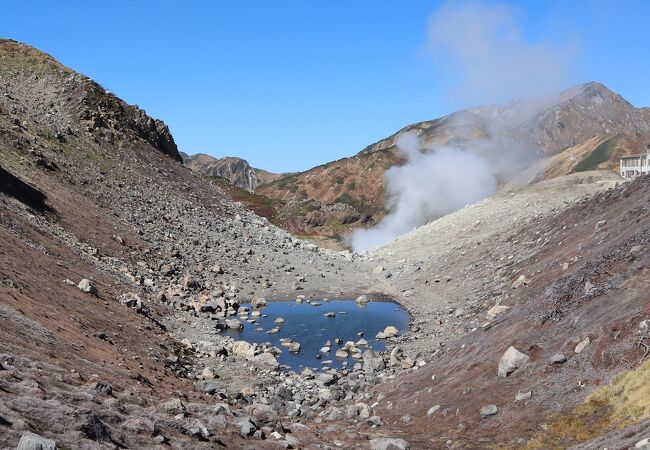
224 300 410 371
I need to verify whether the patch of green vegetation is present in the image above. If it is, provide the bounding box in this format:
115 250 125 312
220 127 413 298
571 135 619 173
347 181 356 191
288 184 298 193
333 192 358 208
285 200 319 217
335 176 344 184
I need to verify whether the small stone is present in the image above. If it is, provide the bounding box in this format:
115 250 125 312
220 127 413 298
515 391 532 401
575 337 590 354
274 317 285 324
202 367 216 380
480 405 498 417
511 274 529 289
288 342 301 352
427 405 441 417
324 312 336 318
551 353 567 364
369 437 410 450
355 295 369 304
486 304 509 320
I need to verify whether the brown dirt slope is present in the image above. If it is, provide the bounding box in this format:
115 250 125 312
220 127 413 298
370 174 650 449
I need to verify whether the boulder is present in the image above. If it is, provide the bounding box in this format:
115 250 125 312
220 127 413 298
288 342 301 352
383 326 399 338
355 295 369 304
77 279 98 296
480 405 498 418
390 346 414 369
225 318 243 330
250 403 278 426
232 341 255 357
486 304 509 320
363 350 385 372
251 296 268 309
16 432 56 450
202 367 216 380
250 352 279 370
161 398 186 415
369 438 410 450
551 353 567 364
497 346 529 377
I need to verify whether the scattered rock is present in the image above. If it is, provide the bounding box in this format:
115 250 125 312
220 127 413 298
202 367 216 380
515 391 532 401
369 437 411 450
511 274 530 289
16 432 56 450
575 337 591 354
383 325 399 338
390 346 414 369
225 318 243 330
497 346 529 377
355 295 369 304
77 278 98 296
486 304 509 320
250 352 279 370
551 353 567 364
427 405 441 417
232 341 255 357
480 405 498 418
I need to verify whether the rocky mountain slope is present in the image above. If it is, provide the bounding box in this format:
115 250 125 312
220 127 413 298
182 152 280 191
0 39 376 449
3 38 650 450
256 82 650 240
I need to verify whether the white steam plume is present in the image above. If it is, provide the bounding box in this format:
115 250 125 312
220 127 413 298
350 1 574 252
350 134 497 252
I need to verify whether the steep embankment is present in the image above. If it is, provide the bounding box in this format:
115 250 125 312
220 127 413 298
0 39 376 449
361 171 650 448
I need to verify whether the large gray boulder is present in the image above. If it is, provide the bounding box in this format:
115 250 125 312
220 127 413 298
250 352 279 370
369 437 410 450
16 432 56 450
497 346 529 377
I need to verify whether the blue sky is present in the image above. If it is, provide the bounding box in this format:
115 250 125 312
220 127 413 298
2 1 649 172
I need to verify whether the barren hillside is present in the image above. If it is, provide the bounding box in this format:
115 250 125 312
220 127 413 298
2 38 650 450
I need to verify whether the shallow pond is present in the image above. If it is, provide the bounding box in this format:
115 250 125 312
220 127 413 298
224 299 410 371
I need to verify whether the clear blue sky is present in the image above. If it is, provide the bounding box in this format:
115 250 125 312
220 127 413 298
2 1 649 172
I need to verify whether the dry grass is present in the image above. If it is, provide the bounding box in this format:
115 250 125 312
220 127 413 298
524 358 650 449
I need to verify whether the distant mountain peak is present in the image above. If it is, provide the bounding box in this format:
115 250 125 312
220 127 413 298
182 153 280 191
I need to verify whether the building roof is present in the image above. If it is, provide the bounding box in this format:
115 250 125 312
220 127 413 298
620 154 649 159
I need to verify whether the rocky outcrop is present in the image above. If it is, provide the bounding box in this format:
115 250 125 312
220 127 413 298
183 153 280 191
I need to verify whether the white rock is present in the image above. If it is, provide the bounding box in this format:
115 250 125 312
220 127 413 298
497 346 529 378
575 337 591 353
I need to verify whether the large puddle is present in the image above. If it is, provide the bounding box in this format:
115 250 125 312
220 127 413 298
224 299 410 371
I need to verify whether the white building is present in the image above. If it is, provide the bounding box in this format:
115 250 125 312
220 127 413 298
620 145 650 180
